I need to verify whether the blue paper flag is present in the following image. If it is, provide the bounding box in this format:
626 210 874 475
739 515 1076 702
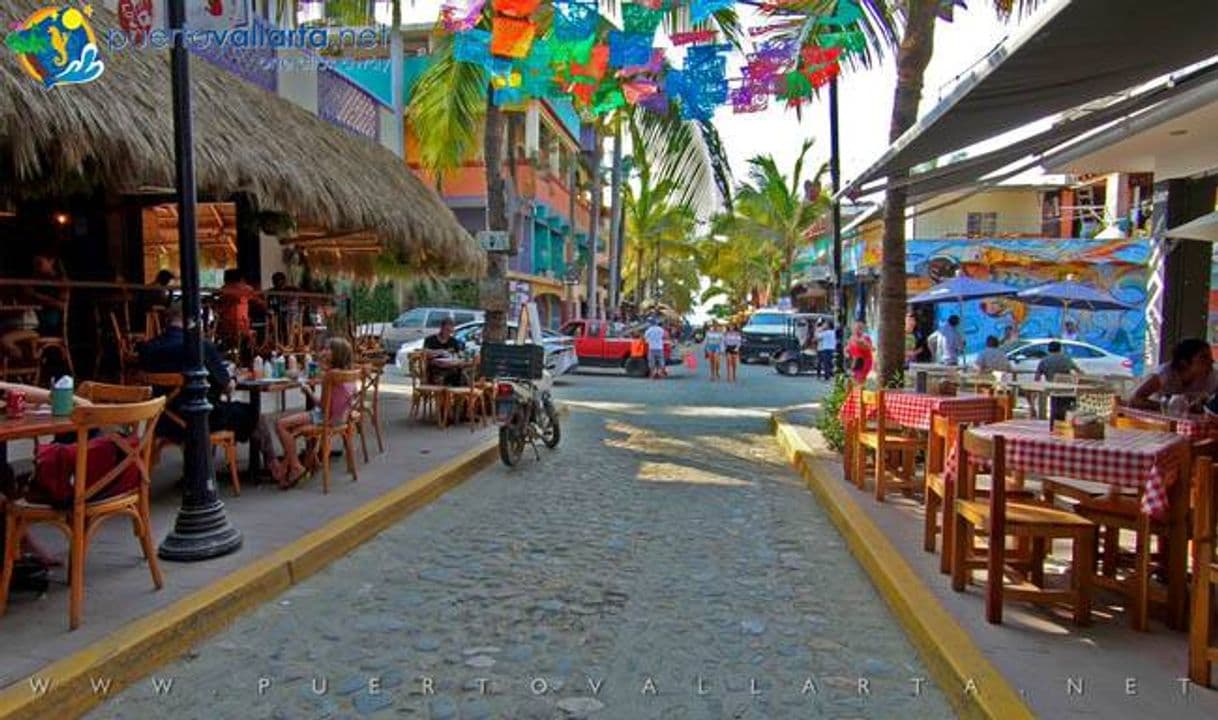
454 29 492 67
608 31 654 69
554 0 599 41
690 0 734 24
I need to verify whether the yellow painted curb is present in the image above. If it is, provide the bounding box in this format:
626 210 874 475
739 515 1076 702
0 440 497 720
771 415 1036 720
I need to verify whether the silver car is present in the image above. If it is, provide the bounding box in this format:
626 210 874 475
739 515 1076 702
374 307 483 353
395 321 578 376
963 338 1135 378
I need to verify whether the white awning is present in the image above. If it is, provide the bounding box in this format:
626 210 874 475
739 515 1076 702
1167 212 1218 242
842 0 1218 196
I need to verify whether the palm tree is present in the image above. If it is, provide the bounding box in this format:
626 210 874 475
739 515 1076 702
699 228 778 310
785 1 1040 385
720 140 830 299
408 6 742 340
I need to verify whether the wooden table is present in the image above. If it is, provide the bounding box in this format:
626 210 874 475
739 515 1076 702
947 418 1191 630
0 409 76 464
234 376 318 476
1116 406 1218 441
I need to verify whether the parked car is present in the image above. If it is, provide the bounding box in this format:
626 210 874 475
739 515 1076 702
560 319 680 376
376 307 483 353
962 338 1134 378
740 309 796 364
395 320 578 377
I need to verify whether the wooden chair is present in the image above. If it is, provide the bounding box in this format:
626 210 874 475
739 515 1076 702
292 368 364 493
77 382 152 404
925 414 969 572
355 359 386 460
33 289 73 385
0 397 167 629
407 351 448 427
853 389 919 501
109 311 144 384
445 363 488 430
139 372 243 496
1191 453 1218 686
951 425 1096 626
1040 413 1179 630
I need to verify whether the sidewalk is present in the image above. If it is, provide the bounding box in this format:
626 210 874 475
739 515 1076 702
0 382 495 698
774 407 1218 719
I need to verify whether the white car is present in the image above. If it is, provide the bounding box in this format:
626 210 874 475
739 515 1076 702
963 338 1134 378
395 321 578 377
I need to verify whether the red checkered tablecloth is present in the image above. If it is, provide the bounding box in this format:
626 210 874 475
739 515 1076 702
1116 406 1218 441
946 419 1187 518
839 389 1001 431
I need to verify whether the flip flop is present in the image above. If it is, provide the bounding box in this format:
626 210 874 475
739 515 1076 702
278 465 306 490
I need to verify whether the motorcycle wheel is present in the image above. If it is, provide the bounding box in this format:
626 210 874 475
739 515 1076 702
778 359 799 376
540 402 561 448
499 425 525 467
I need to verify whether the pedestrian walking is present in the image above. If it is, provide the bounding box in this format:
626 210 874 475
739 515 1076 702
704 321 724 382
816 320 837 379
644 319 667 380
845 322 874 384
723 324 742 383
939 315 965 366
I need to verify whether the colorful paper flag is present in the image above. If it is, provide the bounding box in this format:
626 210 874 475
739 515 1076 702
492 0 541 18
608 31 654 69
454 29 492 66
491 16 536 58
670 30 718 46
622 3 664 35
690 0 734 24
553 0 598 41
440 0 486 31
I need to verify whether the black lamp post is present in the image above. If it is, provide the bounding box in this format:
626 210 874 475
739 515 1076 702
158 0 242 562
829 75 846 374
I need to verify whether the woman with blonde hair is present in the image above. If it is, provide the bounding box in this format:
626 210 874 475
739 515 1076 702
722 324 743 383
272 337 356 489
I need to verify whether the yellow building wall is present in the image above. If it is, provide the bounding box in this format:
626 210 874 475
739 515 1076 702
911 189 1046 238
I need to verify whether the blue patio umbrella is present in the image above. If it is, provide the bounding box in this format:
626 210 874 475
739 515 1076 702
1016 280 1132 312
909 276 1020 306
1016 279 1133 333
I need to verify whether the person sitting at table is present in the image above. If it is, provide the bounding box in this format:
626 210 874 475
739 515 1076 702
1033 341 1081 382
137 301 277 475
424 317 466 386
25 252 68 339
270 338 356 489
974 335 1012 374
1129 337 1217 411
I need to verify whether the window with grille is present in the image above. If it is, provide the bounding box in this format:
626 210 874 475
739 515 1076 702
966 212 998 236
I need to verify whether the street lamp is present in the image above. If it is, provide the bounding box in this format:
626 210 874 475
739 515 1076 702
158 0 242 562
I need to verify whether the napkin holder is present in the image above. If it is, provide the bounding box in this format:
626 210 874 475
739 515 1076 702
914 371 929 394
1053 416 1105 440
932 379 958 397
1048 394 1078 424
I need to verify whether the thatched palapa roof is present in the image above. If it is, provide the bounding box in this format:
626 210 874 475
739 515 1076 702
0 0 484 277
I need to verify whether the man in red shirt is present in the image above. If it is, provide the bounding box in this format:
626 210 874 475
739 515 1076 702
216 269 264 357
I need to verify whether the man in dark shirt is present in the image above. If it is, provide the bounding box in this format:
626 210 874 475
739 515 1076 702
423 317 466 386
137 302 268 464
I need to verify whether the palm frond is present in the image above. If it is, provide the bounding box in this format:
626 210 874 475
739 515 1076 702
407 35 489 174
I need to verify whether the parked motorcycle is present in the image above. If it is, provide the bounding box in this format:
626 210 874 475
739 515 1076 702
480 343 561 467
494 377 560 467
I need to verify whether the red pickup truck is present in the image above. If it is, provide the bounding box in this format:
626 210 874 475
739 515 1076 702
560 320 679 376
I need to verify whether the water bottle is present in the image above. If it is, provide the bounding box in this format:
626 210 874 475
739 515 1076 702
253 356 265 380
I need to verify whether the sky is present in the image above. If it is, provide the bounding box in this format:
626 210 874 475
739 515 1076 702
713 5 1014 194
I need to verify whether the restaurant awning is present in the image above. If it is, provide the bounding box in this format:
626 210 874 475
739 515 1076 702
842 0 1218 197
0 0 484 278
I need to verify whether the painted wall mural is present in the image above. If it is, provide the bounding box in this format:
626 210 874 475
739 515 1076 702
845 236 1150 374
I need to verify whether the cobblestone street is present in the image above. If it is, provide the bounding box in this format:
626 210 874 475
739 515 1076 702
90 365 954 719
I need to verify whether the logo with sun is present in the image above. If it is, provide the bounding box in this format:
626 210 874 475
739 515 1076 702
4 5 104 88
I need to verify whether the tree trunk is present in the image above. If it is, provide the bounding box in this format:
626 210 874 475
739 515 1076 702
482 94 510 343
878 0 938 386
585 131 603 319
606 124 624 318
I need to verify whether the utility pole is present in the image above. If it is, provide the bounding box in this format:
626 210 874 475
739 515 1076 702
829 75 846 375
606 124 624 317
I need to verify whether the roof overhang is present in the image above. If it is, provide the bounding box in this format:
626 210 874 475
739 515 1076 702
843 0 1218 196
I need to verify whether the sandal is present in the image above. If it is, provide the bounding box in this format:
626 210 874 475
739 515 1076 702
278 465 306 490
